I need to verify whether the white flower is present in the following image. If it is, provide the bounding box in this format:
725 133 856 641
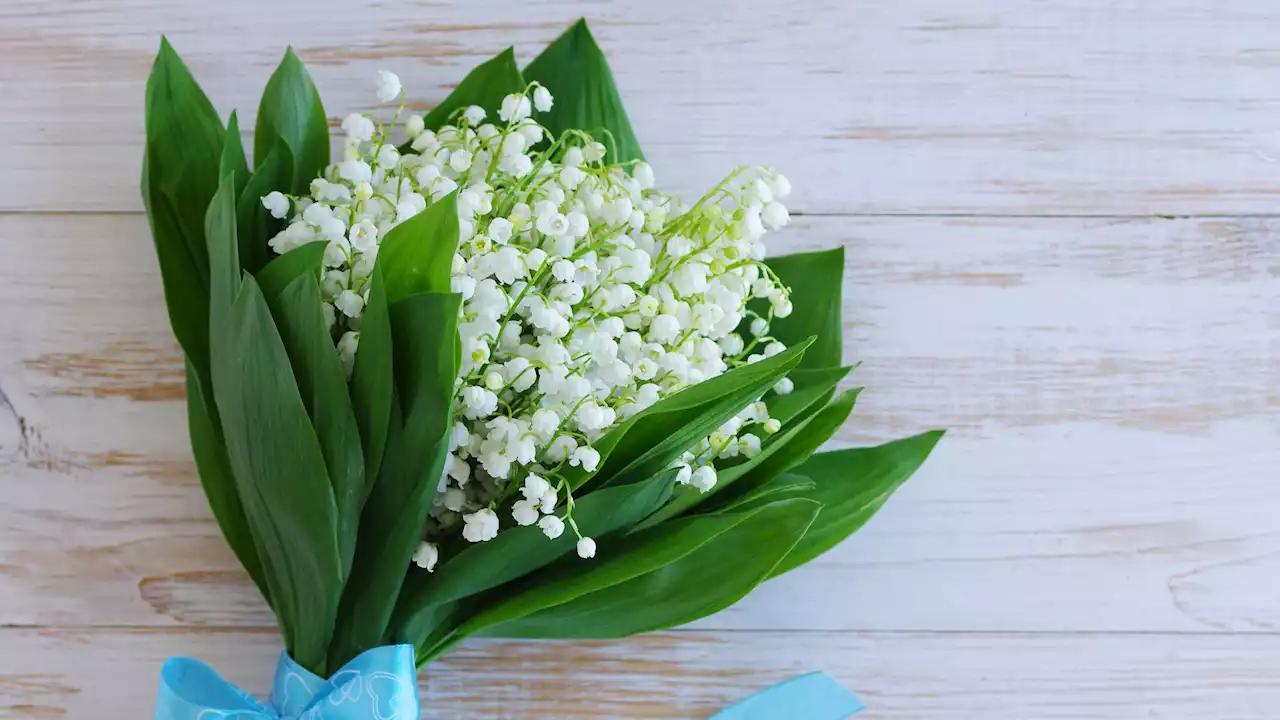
405 114 425 138
463 105 487 125
762 201 790 230
739 434 762 458
336 331 359 377
411 541 438 572
450 149 473 173
261 191 290 219
533 85 554 112
341 114 375 143
570 446 601 473
498 94 532 123
576 537 597 559
763 418 782 434
375 70 402 103
335 289 365 318
633 162 655 190
773 377 794 395
749 317 769 337
770 173 792 199
462 508 499 542
539 515 565 539
512 498 540 526
691 465 717 492
338 160 372 184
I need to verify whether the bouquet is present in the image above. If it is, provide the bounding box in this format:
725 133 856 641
143 19 942 718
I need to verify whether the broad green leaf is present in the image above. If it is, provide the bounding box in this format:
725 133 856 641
712 388 862 508
350 266 393 493
761 248 845 369
263 273 365 576
635 369 853 527
716 473 815 514
377 192 461 302
524 19 643 164
184 359 270 605
205 176 242 318
142 38 225 379
573 338 813 491
772 430 944 577
219 111 250 199
456 513 746 642
393 470 678 641
142 153 211 382
329 292 460 670
255 239 326 299
211 276 342 675
237 140 294 275
424 48 525 131
479 499 820 638
144 37 224 296
255 48 329 195
767 365 852 425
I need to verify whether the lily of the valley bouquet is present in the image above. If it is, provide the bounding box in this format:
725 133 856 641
143 19 941 719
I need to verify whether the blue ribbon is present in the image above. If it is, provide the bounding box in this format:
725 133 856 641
154 645 418 719
156 645 860 720
711 671 863 720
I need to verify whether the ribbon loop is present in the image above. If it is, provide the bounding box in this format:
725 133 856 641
155 645 419 720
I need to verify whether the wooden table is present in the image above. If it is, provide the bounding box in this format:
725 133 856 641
2 1 1277 717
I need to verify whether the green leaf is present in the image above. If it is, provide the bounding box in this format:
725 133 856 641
256 239 326 299
767 365 853 425
262 273 365 577
716 473 815 514
219 111 250 199
184 359 270 605
634 368 854 528
142 38 225 379
572 338 813 491
772 430 944 577
393 470 678 645
144 37 225 295
255 47 329 195
713 387 862 508
329 292 461 670
424 48 525 131
761 248 846 369
210 276 342 676
377 192 461 302
478 498 820 639
237 140 294 275
524 19 643 164
350 266 393 493
451 513 745 647
205 175 242 318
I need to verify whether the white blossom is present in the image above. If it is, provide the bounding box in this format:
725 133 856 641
576 536 597 559
375 70 402 103
263 76 796 557
411 541 438 572
539 515 565 539
261 191 290 219
533 85 554 112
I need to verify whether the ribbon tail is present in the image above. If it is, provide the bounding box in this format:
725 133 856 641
709 672 864 720
154 656 274 720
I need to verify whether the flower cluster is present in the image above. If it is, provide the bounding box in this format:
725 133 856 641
262 72 794 567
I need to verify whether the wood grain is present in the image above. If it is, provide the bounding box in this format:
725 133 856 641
7 0 1280 214
2 213 1275 635
4 628 1279 719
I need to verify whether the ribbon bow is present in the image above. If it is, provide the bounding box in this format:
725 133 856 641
156 645 861 719
155 645 418 719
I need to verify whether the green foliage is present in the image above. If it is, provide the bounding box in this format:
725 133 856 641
524 19 644 164
255 48 329 195
139 23 945 680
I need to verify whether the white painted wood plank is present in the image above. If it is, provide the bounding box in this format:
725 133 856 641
5 0 1280 214
1 213 1275 633
3 628 1279 719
